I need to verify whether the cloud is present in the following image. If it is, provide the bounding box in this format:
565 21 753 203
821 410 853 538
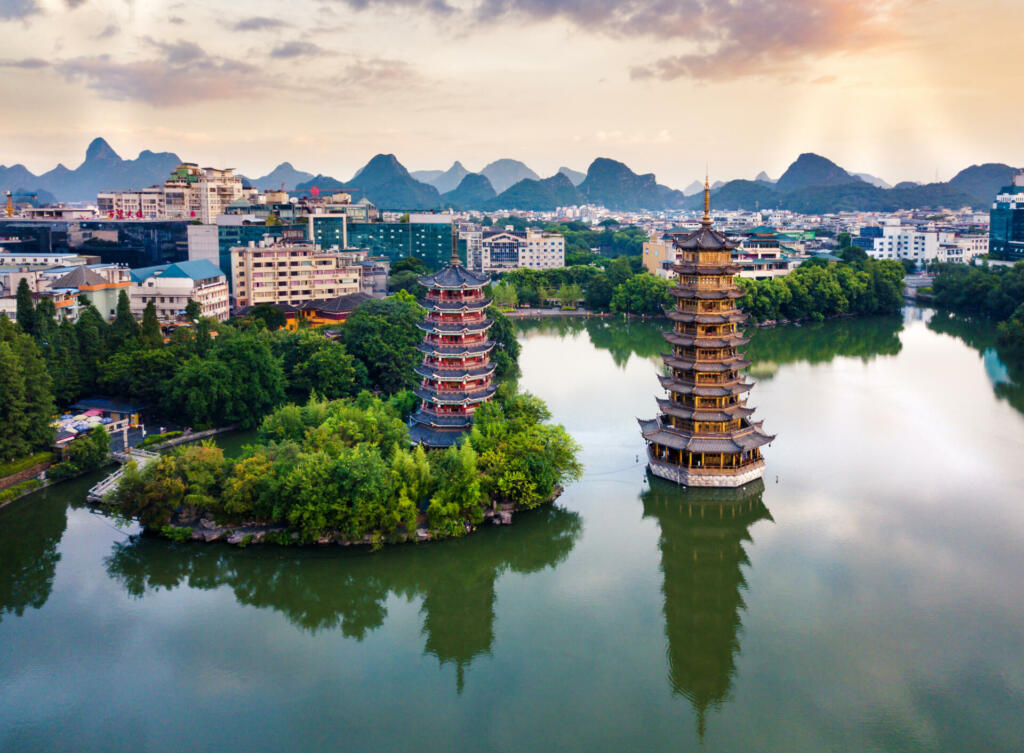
334 57 419 88
55 41 264 106
64 0 86 7
95 23 119 39
229 16 289 31
168 15 185 24
0 56 49 68
269 41 328 59
0 0 40 21
326 0 906 81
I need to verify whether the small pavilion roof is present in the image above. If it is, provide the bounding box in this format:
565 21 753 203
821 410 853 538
419 264 489 290
639 416 774 453
670 225 738 251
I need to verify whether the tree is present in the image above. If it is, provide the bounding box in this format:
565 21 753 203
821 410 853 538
6 330 55 451
109 290 140 349
184 298 201 321
840 246 868 263
584 273 614 310
140 301 163 348
391 256 429 274
209 333 286 428
75 304 109 395
50 318 81 404
249 304 287 331
606 256 633 287
426 442 484 538
388 269 425 297
610 273 672 315
492 282 518 309
0 341 29 461
15 279 35 337
341 296 425 394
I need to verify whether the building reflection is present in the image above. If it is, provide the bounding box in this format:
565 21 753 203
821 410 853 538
0 491 68 623
641 475 772 738
105 504 581 691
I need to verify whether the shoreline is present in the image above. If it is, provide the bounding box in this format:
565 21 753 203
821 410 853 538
139 487 565 548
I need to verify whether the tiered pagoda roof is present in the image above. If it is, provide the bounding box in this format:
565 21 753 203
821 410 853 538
409 238 497 448
638 177 774 488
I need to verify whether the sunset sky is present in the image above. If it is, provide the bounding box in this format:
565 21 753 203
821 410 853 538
1 0 1021 187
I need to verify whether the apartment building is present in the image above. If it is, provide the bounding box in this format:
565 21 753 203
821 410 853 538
868 220 954 263
130 259 230 322
475 228 565 273
98 163 246 223
643 234 676 279
231 235 363 308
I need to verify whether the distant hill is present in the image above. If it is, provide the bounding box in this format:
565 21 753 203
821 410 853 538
775 153 863 193
948 163 1020 203
422 162 471 194
683 180 704 196
252 162 315 191
577 158 685 210
442 173 496 209
294 174 348 192
481 159 540 194
754 171 775 184
690 180 778 211
344 154 441 209
853 172 891 189
486 173 581 211
0 137 181 202
558 166 586 186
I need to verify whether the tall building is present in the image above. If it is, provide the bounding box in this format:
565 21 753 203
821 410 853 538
130 259 230 322
230 231 363 308
990 173 1024 261
409 240 496 448
346 219 464 269
475 228 565 273
639 180 773 488
868 220 954 263
98 163 245 223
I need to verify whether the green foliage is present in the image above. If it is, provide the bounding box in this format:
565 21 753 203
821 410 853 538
0 478 43 506
184 299 201 321
0 451 55 479
0 323 55 461
159 525 194 542
272 328 360 400
487 305 521 381
140 301 163 348
109 388 581 546
109 290 140 349
248 304 287 331
391 256 429 274
49 426 110 481
737 257 905 322
340 296 425 393
136 430 183 449
931 261 1024 321
15 278 35 337
388 269 425 297
997 302 1024 362
610 273 672 315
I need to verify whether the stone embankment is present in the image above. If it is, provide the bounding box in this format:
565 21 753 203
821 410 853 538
166 490 561 548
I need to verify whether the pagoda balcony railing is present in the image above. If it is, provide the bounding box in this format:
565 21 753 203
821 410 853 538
675 372 739 385
678 302 735 314
425 335 489 346
674 348 739 361
649 445 764 471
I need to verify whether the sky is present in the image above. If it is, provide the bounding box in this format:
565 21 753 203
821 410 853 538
0 0 1022 188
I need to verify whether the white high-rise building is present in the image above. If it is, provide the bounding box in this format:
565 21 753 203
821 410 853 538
868 220 954 263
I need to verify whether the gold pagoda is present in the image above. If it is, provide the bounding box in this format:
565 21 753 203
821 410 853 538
639 177 773 487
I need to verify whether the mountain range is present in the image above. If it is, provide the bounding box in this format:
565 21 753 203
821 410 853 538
1 138 1020 213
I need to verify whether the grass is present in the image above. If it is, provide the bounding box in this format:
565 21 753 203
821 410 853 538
0 479 43 505
0 451 55 480
138 430 184 449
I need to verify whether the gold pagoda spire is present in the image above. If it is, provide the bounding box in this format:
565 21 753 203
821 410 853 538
702 166 711 226
450 221 461 266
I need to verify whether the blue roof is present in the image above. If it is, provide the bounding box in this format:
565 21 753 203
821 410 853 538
130 259 225 283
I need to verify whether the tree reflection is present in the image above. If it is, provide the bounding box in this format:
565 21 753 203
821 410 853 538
927 311 1024 415
105 505 581 690
641 476 772 739
0 492 68 623
743 315 904 379
515 315 905 376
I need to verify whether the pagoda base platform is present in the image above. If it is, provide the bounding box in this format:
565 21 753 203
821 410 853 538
647 455 765 488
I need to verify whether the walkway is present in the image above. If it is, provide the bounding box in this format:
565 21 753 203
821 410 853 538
87 448 159 503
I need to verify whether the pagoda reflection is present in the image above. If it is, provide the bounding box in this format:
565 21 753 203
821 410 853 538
641 475 772 737
105 505 581 691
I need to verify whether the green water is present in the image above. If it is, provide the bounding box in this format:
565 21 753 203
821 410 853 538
2 308 1023 752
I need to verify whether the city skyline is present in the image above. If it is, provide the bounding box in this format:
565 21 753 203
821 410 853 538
1 0 1022 186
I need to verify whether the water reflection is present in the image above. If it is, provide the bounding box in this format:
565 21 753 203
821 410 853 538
640 476 772 738
105 505 581 689
515 314 905 377
0 493 68 623
744 314 904 379
927 311 1024 415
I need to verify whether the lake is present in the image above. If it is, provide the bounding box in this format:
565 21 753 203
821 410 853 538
2 308 1023 752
